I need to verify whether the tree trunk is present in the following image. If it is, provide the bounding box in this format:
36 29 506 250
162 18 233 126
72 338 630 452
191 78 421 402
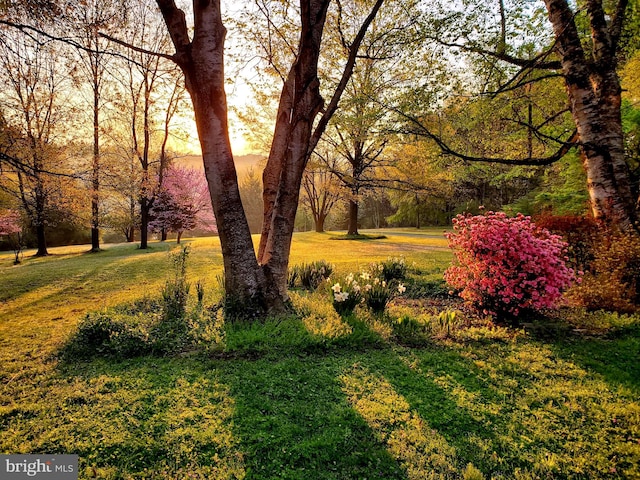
347 199 359 235
161 228 167 241
543 0 636 226
256 0 330 297
90 74 101 253
35 223 48 257
176 231 182 244
158 0 279 313
315 213 326 233
140 197 149 249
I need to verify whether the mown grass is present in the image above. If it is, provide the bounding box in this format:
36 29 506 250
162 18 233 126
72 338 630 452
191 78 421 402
1 229 639 479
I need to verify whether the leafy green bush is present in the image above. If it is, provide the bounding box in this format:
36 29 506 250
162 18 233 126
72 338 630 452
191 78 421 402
61 302 159 359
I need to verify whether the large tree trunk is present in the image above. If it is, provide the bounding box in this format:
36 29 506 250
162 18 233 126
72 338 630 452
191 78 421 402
543 0 636 226
347 199 359 235
257 0 330 298
158 0 278 312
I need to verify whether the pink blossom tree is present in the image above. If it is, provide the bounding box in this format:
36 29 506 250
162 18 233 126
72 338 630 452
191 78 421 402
444 211 578 322
150 166 216 244
0 210 24 264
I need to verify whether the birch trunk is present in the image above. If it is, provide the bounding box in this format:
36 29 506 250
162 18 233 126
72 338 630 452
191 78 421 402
543 0 636 226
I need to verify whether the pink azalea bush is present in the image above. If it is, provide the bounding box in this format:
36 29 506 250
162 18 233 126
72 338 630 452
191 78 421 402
444 211 578 319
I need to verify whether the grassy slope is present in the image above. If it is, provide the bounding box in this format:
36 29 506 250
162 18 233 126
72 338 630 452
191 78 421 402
0 230 639 480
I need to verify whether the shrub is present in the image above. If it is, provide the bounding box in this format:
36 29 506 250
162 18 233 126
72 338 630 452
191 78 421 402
61 301 160 359
444 211 578 321
534 214 600 271
566 229 640 312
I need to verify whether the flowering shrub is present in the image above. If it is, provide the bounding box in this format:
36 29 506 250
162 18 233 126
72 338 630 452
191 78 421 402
444 211 577 319
0 210 23 264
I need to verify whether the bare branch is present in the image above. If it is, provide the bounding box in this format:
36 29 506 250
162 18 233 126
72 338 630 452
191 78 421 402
393 108 578 166
97 32 175 62
0 19 163 66
308 0 385 155
423 32 563 70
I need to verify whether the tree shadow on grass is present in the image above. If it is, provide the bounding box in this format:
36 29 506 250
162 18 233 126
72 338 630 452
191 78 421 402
550 328 640 394
219 353 407 480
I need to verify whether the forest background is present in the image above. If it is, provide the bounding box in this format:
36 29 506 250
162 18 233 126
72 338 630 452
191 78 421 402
0 0 637 256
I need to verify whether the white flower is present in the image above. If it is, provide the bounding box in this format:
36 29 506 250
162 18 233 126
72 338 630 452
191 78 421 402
398 283 406 294
353 284 361 293
364 284 373 292
360 272 370 281
331 283 342 293
334 291 349 302
382 281 387 288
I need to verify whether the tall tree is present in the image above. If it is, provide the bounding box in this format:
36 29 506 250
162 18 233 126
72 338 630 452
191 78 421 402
154 0 384 314
417 0 637 226
317 0 424 235
69 0 124 252
301 154 342 233
116 0 183 249
0 28 77 255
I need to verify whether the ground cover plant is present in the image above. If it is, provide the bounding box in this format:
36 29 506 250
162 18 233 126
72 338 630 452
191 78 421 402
0 229 639 479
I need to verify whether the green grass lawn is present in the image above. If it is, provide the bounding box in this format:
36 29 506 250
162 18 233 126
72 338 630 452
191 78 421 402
1 230 639 479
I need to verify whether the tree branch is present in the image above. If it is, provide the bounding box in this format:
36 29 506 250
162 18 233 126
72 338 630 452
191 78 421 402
422 32 563 70
394 108 578 166
97 32 175 62
308 0 385 155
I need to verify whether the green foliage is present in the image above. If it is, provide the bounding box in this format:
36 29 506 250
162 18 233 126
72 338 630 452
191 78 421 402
372 256 408 282
3 234 640 478
61 246 222 359
61 300 159 360
289 260 333 290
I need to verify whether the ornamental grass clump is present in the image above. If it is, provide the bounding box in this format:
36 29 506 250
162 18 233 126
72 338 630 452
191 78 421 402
444 211 578 321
